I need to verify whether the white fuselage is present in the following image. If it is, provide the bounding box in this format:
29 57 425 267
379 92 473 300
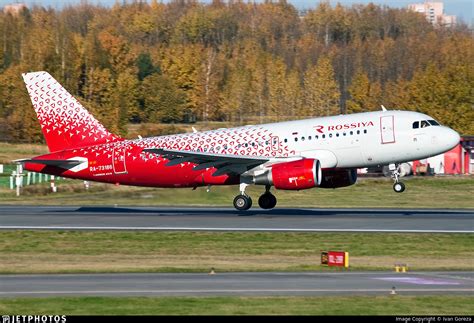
142 110 460 170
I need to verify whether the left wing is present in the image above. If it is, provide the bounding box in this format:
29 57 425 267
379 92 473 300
143 148 271 176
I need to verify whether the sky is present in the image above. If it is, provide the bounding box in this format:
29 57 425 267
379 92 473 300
1 0 472 24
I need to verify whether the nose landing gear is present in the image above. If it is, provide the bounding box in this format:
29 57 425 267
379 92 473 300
393 181 406 193
390 163 406 193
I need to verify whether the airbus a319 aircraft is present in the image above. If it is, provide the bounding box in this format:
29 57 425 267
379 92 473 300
17 72 460 210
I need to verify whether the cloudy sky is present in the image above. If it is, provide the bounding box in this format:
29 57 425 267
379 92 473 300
1 0 472 24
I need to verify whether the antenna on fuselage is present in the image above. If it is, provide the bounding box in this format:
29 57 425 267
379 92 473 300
192 127 198 133
381 105 387 111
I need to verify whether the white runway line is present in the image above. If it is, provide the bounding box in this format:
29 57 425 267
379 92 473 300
1 288 473 296
0 226 472 233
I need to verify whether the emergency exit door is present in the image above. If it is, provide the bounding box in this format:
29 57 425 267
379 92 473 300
380 115 395 144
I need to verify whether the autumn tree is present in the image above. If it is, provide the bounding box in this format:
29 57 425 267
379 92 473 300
346 71 382 113
303 56 340 117
141 73 186 123
0 2 471 142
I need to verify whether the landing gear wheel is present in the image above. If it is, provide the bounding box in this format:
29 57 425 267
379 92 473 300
393 182 405 193
258 193 277 209
233 194 252 211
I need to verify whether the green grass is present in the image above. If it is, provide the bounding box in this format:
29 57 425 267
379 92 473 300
1 231 472 273
0 296 472 315
0 142 48 164
0 176 473 208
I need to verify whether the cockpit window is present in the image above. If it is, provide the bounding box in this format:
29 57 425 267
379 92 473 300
414 119 440 129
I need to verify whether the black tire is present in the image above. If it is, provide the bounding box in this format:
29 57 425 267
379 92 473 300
393 182 406 193
258 193 277 209
233 194 252 211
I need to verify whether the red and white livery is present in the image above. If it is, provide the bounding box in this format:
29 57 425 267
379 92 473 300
17 72 460 210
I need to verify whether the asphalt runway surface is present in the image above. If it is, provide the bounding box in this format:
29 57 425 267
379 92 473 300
0 206 472 233
1 272 472 297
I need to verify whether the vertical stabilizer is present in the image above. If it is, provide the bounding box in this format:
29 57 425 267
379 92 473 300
22 71 122 152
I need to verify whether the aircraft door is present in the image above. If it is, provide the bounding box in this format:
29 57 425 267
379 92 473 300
112 146 127 174
380 115 395 144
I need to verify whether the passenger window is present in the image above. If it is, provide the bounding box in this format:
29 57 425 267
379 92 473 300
336 133 339 137
350 131 353 135
284 138 287 143
364 129 367 134
315 135 319 139
357 130 360 135
322 134 326 139
329 133 333 138
302 137 305 141
294 138 298 142
420 120 429 128
343 132 346 136
308 136 312 140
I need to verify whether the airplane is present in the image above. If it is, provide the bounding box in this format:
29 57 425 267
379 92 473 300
16 71 460 211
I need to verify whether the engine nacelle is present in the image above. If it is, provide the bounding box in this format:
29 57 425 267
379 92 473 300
319 169 357 189
254 159 322 190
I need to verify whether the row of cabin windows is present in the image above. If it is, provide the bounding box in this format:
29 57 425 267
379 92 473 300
283 129 368 143
412 119 440 129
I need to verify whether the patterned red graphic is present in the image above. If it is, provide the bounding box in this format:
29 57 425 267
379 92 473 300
23 72 122 152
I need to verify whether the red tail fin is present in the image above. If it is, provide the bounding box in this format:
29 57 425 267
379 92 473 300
22 71 122 152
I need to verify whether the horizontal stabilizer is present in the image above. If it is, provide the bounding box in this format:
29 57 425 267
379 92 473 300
13 157 88 172
14 158 82 166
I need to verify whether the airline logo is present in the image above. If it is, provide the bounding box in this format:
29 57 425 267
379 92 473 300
313 121 375 134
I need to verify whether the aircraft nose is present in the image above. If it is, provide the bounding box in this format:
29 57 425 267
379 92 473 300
442 127 460 151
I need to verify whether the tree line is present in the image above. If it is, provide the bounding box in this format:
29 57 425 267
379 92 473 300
0 0 472 143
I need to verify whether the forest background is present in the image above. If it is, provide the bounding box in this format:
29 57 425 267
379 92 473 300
0 0 472 143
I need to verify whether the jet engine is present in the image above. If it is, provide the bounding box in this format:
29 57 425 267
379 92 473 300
319 168 357 188
254 159 322 190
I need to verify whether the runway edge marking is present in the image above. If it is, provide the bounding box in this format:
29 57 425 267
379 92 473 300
0 226 472 233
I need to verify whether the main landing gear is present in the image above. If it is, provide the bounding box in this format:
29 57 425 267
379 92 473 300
233 183 252 211
233 183 277 211
233 194 252 211
390 163 406 193
258 185 277 210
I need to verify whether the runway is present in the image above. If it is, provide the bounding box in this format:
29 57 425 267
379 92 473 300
0 206 472 233
1 272 472 297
